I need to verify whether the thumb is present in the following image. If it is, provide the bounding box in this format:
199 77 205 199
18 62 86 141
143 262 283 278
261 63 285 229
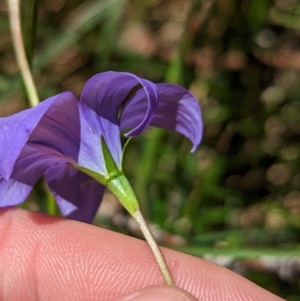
113 285 198 301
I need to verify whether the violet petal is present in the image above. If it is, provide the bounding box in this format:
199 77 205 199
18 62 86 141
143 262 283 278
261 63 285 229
27 91 106 173
0 178 32 207
0 94 60 180
79 71 159 167
120 83 203 151
45 165 105 223
0 91 107 210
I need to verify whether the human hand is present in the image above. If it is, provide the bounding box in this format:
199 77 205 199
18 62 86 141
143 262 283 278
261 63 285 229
0 208 285 301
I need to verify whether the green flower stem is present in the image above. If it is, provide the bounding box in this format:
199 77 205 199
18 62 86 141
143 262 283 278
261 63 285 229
105 172 175 285
75 137 175 285
133 209 175 286
7 0 39 107
106 173 140 215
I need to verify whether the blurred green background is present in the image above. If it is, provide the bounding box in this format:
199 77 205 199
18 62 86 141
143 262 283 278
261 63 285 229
1 0 300 299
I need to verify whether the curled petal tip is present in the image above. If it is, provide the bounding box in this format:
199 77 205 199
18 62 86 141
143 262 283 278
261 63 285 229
121 82 203 151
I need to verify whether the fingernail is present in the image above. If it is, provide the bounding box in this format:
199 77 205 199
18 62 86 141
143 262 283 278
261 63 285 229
114 285 198 301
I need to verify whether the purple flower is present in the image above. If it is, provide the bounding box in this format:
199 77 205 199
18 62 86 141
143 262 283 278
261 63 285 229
0 72 202 223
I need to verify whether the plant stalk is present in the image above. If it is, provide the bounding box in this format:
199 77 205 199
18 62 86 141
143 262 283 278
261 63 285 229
7 0 39 107
134 210 174 285
7 0 57 215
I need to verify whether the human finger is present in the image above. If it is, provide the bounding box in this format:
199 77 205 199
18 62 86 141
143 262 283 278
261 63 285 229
0 208 284 301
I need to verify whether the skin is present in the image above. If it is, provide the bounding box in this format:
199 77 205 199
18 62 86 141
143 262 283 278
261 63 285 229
0 208 285 301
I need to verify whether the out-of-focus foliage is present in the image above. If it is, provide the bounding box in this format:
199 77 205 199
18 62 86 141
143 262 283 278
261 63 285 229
0 0 300 299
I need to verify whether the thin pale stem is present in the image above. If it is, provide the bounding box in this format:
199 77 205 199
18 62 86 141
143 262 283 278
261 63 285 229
7 0 39 107
7 0 57 215
134 210 174 286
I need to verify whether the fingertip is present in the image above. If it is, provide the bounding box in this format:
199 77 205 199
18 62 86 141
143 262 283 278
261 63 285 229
113 285 198 301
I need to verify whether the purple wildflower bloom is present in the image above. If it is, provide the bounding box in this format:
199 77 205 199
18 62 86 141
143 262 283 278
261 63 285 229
0 72 202 223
